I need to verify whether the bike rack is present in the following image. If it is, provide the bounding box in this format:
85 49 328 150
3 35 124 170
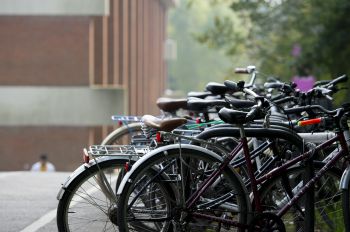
86 145 151 157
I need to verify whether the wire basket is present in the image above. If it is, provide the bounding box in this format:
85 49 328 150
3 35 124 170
86 145 151 158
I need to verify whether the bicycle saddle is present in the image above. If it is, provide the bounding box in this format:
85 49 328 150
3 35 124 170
218 107 248 124
141 115 187 132
225 96 255 108
187 97 229 111
187 91 212 99
156 98 188 112
205 82 230 95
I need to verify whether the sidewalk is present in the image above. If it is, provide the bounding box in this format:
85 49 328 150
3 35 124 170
0 171 70 232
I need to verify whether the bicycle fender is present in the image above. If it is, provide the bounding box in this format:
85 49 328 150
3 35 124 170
116 143 249 198
196 127 303 148
340 167 350 190
101 122 142 145
56 156 136 200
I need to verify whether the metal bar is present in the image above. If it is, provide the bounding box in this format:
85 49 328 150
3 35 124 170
256 135 340 184
191 212 248 229
186 142 244 208
277 149 345 217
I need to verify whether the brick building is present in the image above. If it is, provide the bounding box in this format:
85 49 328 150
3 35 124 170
0 0 175 171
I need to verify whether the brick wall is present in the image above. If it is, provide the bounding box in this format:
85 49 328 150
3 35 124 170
0 126 88 171
0 0 169 171
0 16 90 86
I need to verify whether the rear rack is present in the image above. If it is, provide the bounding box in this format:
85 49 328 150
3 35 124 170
86 145 151 158
111 115 142 122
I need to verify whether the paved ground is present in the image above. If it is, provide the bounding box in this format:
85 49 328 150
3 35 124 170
0 171 71 232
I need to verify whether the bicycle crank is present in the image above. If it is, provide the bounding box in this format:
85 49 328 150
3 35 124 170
248 212 285 232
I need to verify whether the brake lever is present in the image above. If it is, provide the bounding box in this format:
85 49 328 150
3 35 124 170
326 95 333 101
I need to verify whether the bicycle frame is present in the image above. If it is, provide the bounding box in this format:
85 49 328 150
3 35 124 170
183 126 350 229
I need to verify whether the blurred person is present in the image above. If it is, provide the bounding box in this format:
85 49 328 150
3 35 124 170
292 64 315 92
31 154 56 172
291 46 315 92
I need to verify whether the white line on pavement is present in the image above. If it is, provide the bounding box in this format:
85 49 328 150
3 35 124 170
19 209 56 232
19 175 118 232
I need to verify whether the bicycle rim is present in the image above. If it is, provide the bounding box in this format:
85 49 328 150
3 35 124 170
57 159 125 232
259 164 342 232
117 148 249 232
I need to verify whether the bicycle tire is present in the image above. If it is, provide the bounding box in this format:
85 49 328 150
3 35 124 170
258 162 343 232
57 158 128 232
101 122 143 145
341 170 350 232
117 145 250 232
342 188 350 232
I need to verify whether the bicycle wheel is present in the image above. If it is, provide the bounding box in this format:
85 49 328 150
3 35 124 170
258 162 343 232
101 122 143 145
341 169 350 231
117 145 250 232
57 158 128 232
342 192 350 231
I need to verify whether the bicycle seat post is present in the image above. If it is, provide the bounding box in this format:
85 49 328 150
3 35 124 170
238 124 246 139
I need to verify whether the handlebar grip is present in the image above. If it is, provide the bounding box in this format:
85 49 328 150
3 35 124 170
235 68 249 74
298 118 322 127
314 87 332 95
284 106 308 114
313 80 331 87
224 80 238 91
274 96 296 105
264 82 283 89
329 74 348 86
284 105 337 115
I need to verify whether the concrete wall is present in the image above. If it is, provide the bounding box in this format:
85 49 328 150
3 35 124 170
0 0 171 171
0 0 109 16
0 86 124 126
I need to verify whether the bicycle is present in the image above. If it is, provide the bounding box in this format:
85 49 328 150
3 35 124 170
56 73 348 231
116 83 350 231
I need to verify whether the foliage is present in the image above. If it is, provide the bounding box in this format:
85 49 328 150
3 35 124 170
190 0 350 103
167 0 248 94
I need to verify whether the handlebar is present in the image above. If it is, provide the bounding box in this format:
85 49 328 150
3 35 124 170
310 87 332 96
313 74 348 88
224 80 265 121
264 81 296 94
243 86 263 121
243 88 259 98
234 65 256 74
328 74 348 87
264 82 284 89
235 68 249 74
224 78 350 123
274 96 296 105
313 80 331 87
284 105 338 115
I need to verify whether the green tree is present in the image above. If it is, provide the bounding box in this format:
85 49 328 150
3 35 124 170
191 0 350 103
167 0 248 94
